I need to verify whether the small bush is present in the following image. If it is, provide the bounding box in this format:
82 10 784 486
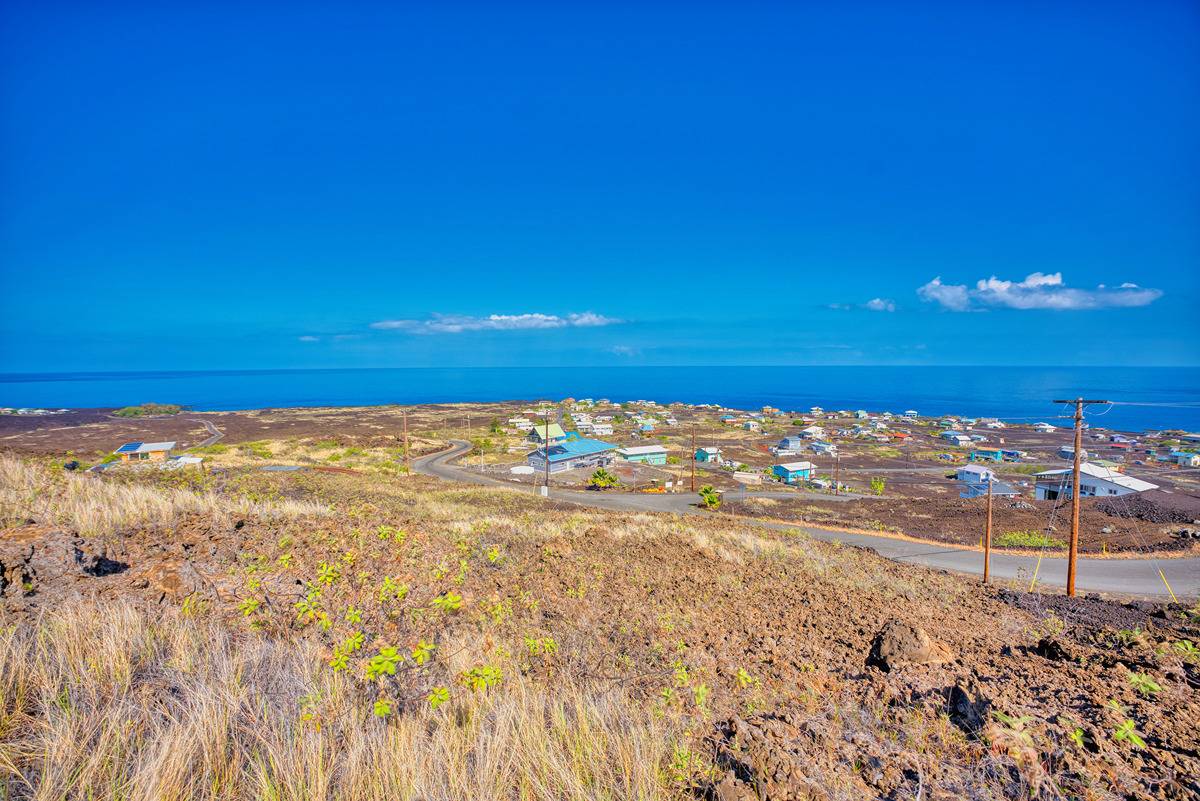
112 403 182 418
995 530 1066 549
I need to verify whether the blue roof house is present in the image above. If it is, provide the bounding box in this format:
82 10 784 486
526 438 616 473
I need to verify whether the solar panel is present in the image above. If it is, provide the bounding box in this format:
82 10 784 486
116 442 143 453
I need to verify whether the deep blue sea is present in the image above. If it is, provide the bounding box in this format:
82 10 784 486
1 367 1198 432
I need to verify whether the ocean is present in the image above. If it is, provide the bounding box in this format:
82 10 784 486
1 366 1198 432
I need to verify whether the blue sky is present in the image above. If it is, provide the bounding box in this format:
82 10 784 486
2 0 1197 371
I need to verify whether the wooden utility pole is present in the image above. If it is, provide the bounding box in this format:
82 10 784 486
403 411 410 472
983 479 992 584
834 454 841 496
1052 397 1108 597
544 417 551 492
690 426 697 492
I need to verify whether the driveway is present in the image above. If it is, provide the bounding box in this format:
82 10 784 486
415 440 1199 599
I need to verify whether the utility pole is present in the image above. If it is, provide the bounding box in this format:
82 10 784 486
544 417 551 493
403 411 410 473
690 426 697 492
1052 397 1108 597
983 479 992 584
834 453 841 496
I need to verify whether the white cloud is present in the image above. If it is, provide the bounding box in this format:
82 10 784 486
298 335 320 342
917 273 1161 312
370 311 621 334
917 277 972 311
609 344 640 357
864 298 896 312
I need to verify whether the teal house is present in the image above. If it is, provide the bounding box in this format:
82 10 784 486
617 445 668 465
695 447 721 463
970 449 1004 463
772 460 816 484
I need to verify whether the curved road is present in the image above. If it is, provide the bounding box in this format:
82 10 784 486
415 441 1199 599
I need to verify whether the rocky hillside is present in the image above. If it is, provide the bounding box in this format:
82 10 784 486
1 454 1197 800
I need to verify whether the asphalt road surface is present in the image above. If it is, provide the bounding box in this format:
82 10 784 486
415 441 1199 600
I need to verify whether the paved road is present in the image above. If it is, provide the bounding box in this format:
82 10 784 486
191 418 224 448
415 441 1199 599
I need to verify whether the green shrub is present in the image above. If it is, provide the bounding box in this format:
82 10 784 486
995 530 1066 549
112 403 182 418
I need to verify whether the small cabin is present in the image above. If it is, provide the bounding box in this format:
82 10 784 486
695 447 721 463
113 441 176 462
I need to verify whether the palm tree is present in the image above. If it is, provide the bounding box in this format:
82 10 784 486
698 484 721 510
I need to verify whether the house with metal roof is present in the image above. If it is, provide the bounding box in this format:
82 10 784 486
939 431 971 447
526 438 616 473
1034 463 1158 500
528 423 566 443
772 460 816 484
617 445 668 465
695 446 722 463
960 481 1020 499
956 464 996 483
112 441 176 462
970 448 1005 463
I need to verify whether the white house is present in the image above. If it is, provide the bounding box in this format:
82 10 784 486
903 410 919 418
1033 423 1057 433
1033 463 1158 500
591 422 614 436
939 430 971 447
1058 445 1088 460
810 441 838 455
956 464 996 483
984 420 1006 429
800 425 825 439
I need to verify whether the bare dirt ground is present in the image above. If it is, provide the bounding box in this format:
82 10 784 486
1 457 1197 800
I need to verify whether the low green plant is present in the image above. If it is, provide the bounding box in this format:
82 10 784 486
1112 719 1145 749
432 591 463 612
1128 672 1161 697
365 647 402 680
995 530 1066 549
698 485 721 510
460 664 503 692
421 686 448 710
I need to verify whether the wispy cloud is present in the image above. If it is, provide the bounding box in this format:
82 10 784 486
829 298 897 312
370 312 621 334
918 272 1162 312
609 344 640 357
298 335 320 342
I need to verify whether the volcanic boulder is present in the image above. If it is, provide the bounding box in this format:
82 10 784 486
866 619 952 671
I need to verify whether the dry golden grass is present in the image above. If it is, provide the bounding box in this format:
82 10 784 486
0 603 681 801
0 455 331 536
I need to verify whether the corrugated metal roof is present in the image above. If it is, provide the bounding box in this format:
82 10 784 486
114 441 175 454
530 438 616 463
618 445 667 456
1034 463 1158 492
775 461 816 471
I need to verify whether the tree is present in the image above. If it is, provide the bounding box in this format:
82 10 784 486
488 418 503 435
589 467 620 489
870 476 886 496
698 484 721 510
